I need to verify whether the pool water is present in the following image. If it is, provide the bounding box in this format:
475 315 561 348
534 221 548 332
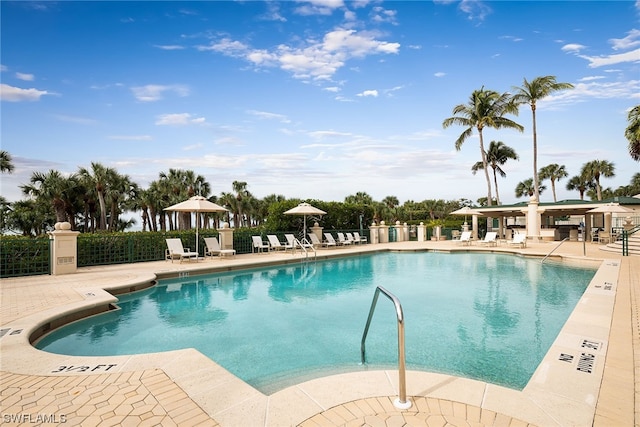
36 252 595 393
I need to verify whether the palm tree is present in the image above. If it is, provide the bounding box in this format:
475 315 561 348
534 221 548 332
515 178 546 199
581 160 615 201
78 162 118 230
566 174 591 200
345 192 374 205
0 150 14 173
625 105 640 161
511 76 574 201
538 163 568 202
470 140 519 205
443 87 523 206
382 195 399 221
21 170 79 224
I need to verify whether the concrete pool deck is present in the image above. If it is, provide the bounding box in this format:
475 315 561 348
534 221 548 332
0 240 637 426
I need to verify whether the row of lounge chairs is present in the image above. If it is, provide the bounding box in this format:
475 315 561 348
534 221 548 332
456 231 527 248
252 232 368 254
166 237 236 263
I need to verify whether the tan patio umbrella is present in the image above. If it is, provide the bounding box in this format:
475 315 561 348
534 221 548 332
164 196 228 255
284 202 326 237
450 206 483 223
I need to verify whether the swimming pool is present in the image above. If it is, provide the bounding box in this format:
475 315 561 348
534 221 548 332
36 252 595 393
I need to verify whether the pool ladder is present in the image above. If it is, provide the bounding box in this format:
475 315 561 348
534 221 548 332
294 237 317 261
361 286 411 409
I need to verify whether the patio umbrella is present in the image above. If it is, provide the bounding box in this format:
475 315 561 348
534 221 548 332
587 203 634 236
284 202 327 237
164 196 228 255
450 206 483 223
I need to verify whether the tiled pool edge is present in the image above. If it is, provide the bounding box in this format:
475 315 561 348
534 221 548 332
0 243 634 426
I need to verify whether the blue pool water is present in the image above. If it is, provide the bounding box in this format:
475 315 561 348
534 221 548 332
36 252 595 393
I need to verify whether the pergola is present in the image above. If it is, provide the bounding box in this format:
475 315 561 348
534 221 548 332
469 196 640 241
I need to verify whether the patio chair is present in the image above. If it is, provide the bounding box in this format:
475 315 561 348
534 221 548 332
165 238 199 263
204 237 236 259
267 235 294 252
324 233 342 246
345 232 360 244
309 233 335 248
478 231 497 247
337 232 353 245
457 231 472 246
353 232 368 244
507 233 527 248
252 236 271 253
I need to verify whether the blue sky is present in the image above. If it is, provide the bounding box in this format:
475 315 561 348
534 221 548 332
1 0 639 206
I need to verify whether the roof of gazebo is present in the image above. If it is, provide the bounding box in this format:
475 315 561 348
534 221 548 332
470 196 640 217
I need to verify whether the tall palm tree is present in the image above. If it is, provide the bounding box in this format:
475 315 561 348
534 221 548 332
443 87 523 206
0 150 14 173
21 170 79 224
581 160 615 201
538 163 568 202
78 162 118 230
515 178 546 199
382 195 399 221
625 105 640 161
566 174 591 200
511 76 574 201
470 140 519 205
345 192 374 205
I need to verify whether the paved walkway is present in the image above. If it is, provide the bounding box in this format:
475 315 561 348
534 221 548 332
1 240 637 426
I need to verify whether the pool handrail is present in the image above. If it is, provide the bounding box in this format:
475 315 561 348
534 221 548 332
361 285 411 409
541 237 570 263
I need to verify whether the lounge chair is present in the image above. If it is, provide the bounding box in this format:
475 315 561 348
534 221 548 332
337 232 353 245
267 235 294 252
507 233 527 248
478 232 497 247
354 232 367 244
451 230 461 240
204 237 236 258
252 236 271 253
324 233 342 246
457 231 472 246
345 232 359 244
165 238 199 263
309 233 335 248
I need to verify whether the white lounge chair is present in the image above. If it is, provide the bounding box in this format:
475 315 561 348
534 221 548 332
267 235 293 252
337 232 352 245
478 231 497 247
309 233 335 248
354 232 367 244
204 237 236 258
507 233 527 248
252 236 271 253
165 238 199 263
345 232 359 244
324 233 342 246
457 231 472 246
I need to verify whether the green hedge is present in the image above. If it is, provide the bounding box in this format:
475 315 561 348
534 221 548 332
0 236 51 277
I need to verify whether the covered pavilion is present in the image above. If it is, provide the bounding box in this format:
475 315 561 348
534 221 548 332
468 196 640 241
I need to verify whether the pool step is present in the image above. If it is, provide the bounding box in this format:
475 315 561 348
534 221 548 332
599 233 640 256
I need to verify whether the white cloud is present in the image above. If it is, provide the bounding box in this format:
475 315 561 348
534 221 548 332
155 113 206 126
434 72 446 78
16 72 34 81
201 28 400 81
580 48 640 68
131 84 189 102
247 110 291 123
357 89 378 97
51 114 97 125
561 43 586 53
610 29 640 50
294 0 344 16
154 45 185 50
0 84 51 102
0 65 8 72
323 86 341 92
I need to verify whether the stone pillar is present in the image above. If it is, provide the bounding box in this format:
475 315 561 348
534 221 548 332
471 215 479 240
48 222 80 275
369 223 380 244
403 223 409 241
310 222 323 242
379 221 389 243
217 222 235 250
417 222 426 242
525 196 544 240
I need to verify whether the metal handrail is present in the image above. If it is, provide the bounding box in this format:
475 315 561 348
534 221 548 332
294 237 316 261
541 237 570 264
622 225 640 256
361 286 411 409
